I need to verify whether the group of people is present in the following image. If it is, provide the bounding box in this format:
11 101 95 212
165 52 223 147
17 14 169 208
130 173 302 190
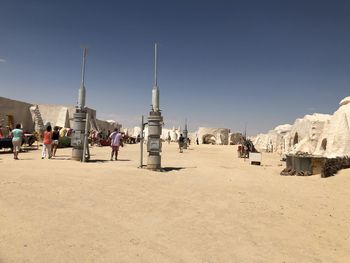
41 125 60 159
4 124 60 160
6 124 124 161
5 124 196 160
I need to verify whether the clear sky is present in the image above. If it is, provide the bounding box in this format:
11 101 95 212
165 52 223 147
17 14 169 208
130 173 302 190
0 0 349 135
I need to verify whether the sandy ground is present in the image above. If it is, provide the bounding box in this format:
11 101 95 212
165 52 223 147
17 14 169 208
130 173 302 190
0 143 350 263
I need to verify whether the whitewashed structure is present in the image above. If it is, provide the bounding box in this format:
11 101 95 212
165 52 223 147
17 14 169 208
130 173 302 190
0 97 33 130
287 113 330 155
196 127 230 145
314 97 350 157
253 124 292 153
252 96 350 158
0 96 121 132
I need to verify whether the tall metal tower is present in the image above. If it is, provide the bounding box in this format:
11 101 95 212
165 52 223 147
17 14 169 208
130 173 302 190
147 43 163 170
71 47 90 161
183 119 188 149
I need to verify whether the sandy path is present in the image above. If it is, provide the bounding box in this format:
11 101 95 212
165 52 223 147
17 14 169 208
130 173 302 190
0 144 349 262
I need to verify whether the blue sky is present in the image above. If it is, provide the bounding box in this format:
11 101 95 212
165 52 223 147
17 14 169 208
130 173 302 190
0 0 349 135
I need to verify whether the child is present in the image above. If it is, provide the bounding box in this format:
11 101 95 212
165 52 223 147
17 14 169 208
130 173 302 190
42 125 52 159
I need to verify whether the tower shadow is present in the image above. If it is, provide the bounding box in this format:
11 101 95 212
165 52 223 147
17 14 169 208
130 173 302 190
138 166 197 172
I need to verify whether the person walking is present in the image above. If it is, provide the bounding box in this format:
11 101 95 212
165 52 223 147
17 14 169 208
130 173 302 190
178 134 184 153
42 125 52 159
167 132 171 144
10 124 23 160
109 128 123 161
51 126 60 157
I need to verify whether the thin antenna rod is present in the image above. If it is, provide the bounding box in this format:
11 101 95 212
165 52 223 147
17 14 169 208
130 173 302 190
154 43 158 87
78 46 88 109
81 47 87 86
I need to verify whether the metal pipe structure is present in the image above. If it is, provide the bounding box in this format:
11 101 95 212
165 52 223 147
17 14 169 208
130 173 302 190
183 119 188 149
78 48 87 110
154 43 157 87
139 115 144 168
147 43 163 170
72 47 89 161
82 112 90 162
152 43 160 112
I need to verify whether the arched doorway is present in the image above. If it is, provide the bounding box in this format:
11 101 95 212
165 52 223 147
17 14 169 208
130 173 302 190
202 134 216 144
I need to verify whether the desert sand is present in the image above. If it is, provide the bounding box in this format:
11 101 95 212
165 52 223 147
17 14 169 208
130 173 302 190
1 143 350 263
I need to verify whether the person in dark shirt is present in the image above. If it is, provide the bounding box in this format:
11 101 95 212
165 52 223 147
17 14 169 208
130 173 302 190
178 134 184 153
51 126 60 157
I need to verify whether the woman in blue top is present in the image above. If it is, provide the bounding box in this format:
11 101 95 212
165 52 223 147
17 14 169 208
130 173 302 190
10 124 23 160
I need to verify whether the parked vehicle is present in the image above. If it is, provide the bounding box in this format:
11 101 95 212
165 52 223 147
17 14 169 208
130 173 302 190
23 133 36 146
0 137 14 150
0 133 36 150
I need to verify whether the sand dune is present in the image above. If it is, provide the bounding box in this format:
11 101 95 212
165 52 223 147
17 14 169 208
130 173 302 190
1 144 349 262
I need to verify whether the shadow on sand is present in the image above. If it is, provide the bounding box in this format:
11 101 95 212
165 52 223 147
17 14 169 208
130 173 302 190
48 158 131 163
86 159 109 163
162 167 187 172
160 166 198 172
88 159 131 163
138 165 197 172
49 157 71 161
87 159 132 163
